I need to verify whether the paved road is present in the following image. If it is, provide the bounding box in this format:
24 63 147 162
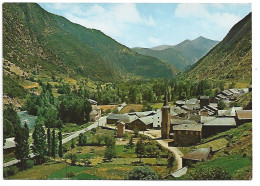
117 102 127 112
3 116 107 168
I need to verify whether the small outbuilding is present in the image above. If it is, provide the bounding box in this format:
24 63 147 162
117 121 125 137
182 148 213 167
235 110 252 125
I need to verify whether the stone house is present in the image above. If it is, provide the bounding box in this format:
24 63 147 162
201 117 236 138
89 105 101 122
172 124 202 146
127 115 153 131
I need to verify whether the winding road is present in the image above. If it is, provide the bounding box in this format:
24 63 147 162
3 116 107 168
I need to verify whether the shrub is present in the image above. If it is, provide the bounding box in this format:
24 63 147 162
188 166 231 180
68 154 77 165
24 159 34 170
128 166 159 180
3 166 19 178
66 171 75 178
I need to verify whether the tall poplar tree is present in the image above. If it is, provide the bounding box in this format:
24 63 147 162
51 128 56 158
47 127 51 156
58 128 63 158
32 123 47 164
14 124 29 170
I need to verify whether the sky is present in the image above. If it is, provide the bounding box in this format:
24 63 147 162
39 3 251 48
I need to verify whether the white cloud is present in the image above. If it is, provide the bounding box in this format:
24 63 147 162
148 37 161 45
175 3 241 29
61 4 155 38
175 4 208 18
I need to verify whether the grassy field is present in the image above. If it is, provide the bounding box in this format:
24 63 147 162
193 153 251 178
151 103 163 110
7 162 67 179
62 122 93 134
99 105 118 112
119 104 144 113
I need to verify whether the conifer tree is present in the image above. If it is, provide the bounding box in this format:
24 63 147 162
47 127 51 156
51 128 56 158
14 124 29 170
58 128 63 158
32 123 47 164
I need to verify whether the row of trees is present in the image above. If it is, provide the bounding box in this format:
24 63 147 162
72 78 231 105
25 82 92 127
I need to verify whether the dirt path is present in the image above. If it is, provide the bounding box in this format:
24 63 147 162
104 125 184 170
142 131 183 170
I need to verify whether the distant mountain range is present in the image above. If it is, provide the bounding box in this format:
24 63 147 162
132 36 219 70
181 13 252 82
3 3 178 82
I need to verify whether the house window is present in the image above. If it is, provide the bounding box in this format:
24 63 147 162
186 131 188 135
178 131 181 134
190 131 193 135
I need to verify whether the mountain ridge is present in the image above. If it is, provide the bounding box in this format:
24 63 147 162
132 36 219 70
3 3 178 82
181 12 252 82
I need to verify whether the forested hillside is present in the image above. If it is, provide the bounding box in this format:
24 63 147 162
181 13 252 82
3 3 178 83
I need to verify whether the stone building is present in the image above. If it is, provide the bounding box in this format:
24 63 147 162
199 96 210 109
127 116 153 131
161 105 171 139
117 121 125 137
161 94 171 139
235 110 252 125
106 114 137 124
172 124 202 146
182 148 213 167
89 105 101 122
201 117 236 138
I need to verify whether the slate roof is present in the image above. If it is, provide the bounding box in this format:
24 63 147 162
88 99 97 105
186 98 199 105
171 167 188 178
4 137 15 149
239 88 249 94
170 106 187 115
217 94 227 99
128 111 157 118
200 116 216 123
218 107 243 117
172 124 202 131
176 100 186 105
221 90 233 96
200 96 209 100
203 117 236 126
182 148 211 161
107 114 138 123
117 121 125 126
229 89 240 94
236 110 252 120
138 116 154 125
171 119 197 125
